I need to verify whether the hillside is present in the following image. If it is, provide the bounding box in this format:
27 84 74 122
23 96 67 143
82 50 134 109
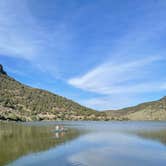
1 64 166 121
0 65 106 121
106 97 166 120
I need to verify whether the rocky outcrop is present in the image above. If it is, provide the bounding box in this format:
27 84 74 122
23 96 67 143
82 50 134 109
0 64 7 75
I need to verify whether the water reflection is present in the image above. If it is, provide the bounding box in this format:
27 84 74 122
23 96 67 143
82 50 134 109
8 131 166 166
1 121 166 166
136 129 166 146
0 122 80 166
68 132 166 166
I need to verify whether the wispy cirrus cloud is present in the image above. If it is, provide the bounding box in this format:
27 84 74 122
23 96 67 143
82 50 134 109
0 0 74 78
0 0 72 64
68 56 166 95
68 55 166 110
0 0 43 60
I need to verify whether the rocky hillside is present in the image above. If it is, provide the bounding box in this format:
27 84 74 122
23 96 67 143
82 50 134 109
1 64 166 121
106 97 166 120
0 65 106 121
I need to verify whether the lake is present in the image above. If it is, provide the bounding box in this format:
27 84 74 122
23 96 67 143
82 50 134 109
0 121 166 166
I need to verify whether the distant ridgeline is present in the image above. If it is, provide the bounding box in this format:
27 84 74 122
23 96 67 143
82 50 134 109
0 64 166 121
0 64 106 121
105 97 166 121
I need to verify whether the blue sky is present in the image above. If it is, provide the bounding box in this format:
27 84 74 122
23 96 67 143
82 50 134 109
0 0 166 110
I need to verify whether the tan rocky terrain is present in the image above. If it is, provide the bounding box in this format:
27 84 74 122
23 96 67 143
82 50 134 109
106 97 166 120
0 65 106 121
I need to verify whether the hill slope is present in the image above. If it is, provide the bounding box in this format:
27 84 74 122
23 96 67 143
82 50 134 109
106 97 166 120
1 64 166 121
0 65 105 121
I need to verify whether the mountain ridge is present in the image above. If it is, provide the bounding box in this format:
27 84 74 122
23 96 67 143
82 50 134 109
105 96 166 120
0 64 166 121
0 65 106 121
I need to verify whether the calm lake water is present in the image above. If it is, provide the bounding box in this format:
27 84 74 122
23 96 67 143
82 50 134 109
1 121 166 166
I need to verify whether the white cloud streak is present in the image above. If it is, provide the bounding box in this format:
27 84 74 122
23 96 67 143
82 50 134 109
0 0 44 60
0 0 71 60
68 56 166 95
0 0 73 77
69 55 166 110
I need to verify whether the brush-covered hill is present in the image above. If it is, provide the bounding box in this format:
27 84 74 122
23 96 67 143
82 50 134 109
106 97 166 120
0 65 106 121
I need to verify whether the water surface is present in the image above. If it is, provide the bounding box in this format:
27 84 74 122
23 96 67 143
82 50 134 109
1 121 166 166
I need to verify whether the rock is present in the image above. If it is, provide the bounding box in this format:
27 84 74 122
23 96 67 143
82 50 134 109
0 64 7 75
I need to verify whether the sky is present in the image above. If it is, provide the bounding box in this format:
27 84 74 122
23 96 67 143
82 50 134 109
0 0 166 110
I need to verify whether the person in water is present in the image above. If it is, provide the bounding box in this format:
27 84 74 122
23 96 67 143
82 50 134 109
55 125 60 131
60 125 64 131
55 125 65 132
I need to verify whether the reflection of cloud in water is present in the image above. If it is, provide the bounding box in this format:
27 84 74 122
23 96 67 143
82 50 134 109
4 122 166 166
68 132 166 166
